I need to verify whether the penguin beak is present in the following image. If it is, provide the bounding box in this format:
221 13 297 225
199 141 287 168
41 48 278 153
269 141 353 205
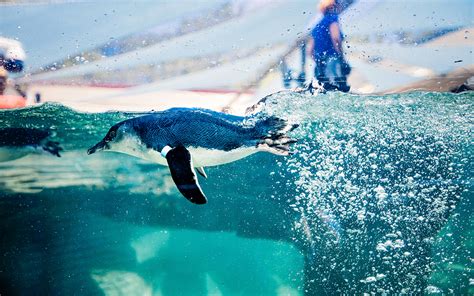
87 140 107 155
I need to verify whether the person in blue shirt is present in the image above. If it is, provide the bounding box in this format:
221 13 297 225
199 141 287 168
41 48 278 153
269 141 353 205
308 0 351 92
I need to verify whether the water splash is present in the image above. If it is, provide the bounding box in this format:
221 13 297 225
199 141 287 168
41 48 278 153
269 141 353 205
257 90 472 293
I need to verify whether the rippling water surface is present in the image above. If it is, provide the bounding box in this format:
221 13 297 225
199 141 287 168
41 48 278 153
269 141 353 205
0 91 472 295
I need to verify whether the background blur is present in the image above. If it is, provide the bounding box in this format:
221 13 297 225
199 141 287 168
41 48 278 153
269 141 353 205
1 0 472 113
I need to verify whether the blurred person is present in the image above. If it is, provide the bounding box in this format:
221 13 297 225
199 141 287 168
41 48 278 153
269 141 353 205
0 37 27 108
0 37 25 73
0 67 26 108
307 0 351 92
0 68 6 96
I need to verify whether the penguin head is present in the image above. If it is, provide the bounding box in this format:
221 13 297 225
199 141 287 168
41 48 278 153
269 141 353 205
88 122 130 155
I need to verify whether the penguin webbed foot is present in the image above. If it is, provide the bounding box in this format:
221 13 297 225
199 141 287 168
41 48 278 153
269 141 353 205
259 136 298 156
258 116 299 156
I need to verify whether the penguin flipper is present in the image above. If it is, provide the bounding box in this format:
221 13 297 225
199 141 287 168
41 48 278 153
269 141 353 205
164 146 207 205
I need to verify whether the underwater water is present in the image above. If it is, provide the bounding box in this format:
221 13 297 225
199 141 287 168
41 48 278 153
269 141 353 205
0 91 472 295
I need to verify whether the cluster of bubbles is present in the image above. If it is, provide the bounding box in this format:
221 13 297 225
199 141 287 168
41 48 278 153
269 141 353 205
258 90 472 293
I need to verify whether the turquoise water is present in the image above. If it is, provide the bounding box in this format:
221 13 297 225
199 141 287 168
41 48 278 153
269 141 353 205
0 91 472 295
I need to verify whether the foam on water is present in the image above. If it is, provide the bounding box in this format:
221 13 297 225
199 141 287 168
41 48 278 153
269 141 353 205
253 90 472 293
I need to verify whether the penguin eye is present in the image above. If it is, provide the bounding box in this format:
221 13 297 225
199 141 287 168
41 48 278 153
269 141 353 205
109 130 116 139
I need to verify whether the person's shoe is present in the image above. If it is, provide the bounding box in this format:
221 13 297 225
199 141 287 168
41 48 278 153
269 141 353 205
322 82 338 91
337 83 350 93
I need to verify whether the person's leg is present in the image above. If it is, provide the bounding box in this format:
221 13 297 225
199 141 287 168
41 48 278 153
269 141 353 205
314 57 337 91
334 57 350 92
315 57 335 90
314 58 326 82
326 57 339 84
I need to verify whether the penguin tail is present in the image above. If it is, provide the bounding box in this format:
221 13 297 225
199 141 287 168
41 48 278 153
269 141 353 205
255 116 298 156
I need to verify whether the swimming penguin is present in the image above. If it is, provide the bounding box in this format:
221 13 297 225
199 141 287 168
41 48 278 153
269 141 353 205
0 127 63 162
88 108 298 204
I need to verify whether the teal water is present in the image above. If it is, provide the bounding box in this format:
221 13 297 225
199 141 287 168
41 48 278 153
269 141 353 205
0 91 472 295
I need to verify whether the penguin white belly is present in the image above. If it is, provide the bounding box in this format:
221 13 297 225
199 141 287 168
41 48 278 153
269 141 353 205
132 146 257 167
188 147 258 167
109 135 257 167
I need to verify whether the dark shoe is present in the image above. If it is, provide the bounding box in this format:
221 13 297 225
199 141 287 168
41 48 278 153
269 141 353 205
336 83 350 93
322 82 338 91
